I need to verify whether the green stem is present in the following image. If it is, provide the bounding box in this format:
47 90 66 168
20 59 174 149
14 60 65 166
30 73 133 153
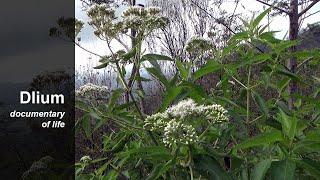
246 66 252 136
188 148 194 180
115 63 159 145
189 165 194 180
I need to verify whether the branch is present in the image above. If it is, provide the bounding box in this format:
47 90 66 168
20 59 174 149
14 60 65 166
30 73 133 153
299 0 320 17
301 9 320 20
256 0 290 14
189 0 236 34
75 42 104 58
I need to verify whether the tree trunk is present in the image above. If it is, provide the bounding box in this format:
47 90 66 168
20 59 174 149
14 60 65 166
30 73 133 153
288 0 299 110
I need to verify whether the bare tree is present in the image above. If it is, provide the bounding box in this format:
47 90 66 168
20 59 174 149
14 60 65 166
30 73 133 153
146 0 241 59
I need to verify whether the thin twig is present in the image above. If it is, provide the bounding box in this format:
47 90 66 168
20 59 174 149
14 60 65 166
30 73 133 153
255 0 290 14
298 0 320 17
189 0 265 53
300 9 320 20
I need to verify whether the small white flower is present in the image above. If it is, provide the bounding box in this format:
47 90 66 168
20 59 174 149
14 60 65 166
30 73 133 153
167 99 198 119
147 6 162 15
80 156 92 163
76 83 109 100
163 119 199 147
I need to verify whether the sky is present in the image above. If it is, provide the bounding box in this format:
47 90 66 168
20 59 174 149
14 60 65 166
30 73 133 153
75 0 320 69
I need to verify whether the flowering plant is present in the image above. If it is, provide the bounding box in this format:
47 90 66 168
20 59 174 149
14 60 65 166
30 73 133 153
144 99 229 147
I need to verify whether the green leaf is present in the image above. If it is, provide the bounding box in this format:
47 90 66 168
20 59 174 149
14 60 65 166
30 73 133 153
75 100 90 112
251 159 272 180
252 91 269 116
102 170 118 180
94 62 109 69
146 67 169 88
121 48 136 61
278 109 297 141
296 158 320 179
134 76 151 82
275 66 300 81
269 159 296 180
160 86 183 111
82 114 92 138
146 160 173 180
141 53 173 62
305 130 320 142
252 8 271 30
293 140 320 154
276 100 291 115
176 59 189 80
108 89 123 111
234 130 283 150
252 53 272 64
181 81 207 101
117 146 172 161
194 60 221 80
229 31 249 42
259 31 280 43
95 160 112 175
193 154 231 180
275 40 298 54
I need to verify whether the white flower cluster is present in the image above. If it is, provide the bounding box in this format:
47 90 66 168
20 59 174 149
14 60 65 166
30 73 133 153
166 99 229 123
80 156 92 163
122 6 168 30
185 36 213 53
144 112 169 131
144 99 228 147
199 104 229 123
163 119 198 147
86 4 167 38
75 19 84 37
167 99 199 119
76 83 109 100
87 3 118 37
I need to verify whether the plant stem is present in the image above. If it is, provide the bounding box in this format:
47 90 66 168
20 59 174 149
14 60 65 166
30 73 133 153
115 62 159 145
189 165 194 180
188 148 194 180
246 66 252 136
